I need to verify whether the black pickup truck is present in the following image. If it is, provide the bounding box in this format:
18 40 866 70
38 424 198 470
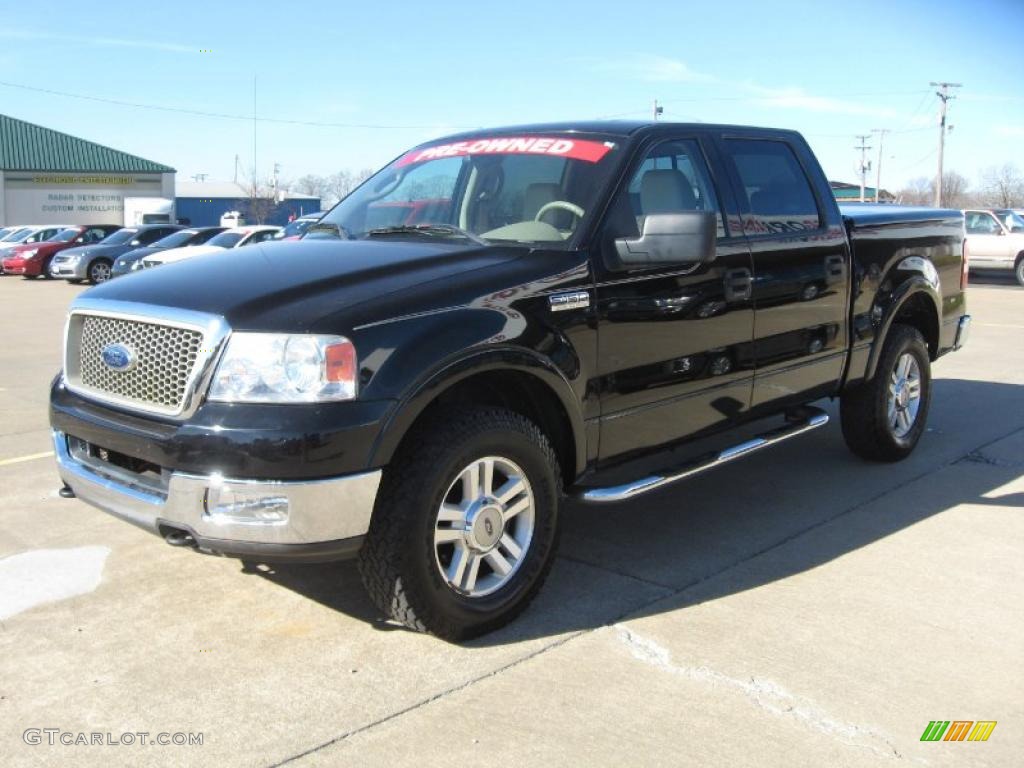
50 122 970 639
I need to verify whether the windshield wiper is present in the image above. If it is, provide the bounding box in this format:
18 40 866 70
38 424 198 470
366 224 488 246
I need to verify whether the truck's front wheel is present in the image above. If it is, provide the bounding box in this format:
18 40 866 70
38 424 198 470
840 324 931 462
358 406 561 640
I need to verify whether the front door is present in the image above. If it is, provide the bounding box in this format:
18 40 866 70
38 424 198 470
594 136 755 461
965 210 1012 267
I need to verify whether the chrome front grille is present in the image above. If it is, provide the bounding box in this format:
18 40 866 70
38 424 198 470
64 301 230 418
79 316 202 410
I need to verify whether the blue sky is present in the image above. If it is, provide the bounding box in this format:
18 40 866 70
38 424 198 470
1 0 1021 193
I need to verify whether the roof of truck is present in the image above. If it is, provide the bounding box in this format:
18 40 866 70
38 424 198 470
429 121 801 143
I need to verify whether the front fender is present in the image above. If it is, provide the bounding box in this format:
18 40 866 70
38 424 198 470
367 347 587 476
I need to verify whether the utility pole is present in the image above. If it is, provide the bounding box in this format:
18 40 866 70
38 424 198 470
653 99 663 121
930 81 961 207
253 74 258 191
855 134 872 203
871 128 889 203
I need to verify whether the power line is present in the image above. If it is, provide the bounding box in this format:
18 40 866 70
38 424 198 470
0 78 451 130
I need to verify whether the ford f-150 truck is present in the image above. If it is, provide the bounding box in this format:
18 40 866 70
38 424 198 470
50 122 970 640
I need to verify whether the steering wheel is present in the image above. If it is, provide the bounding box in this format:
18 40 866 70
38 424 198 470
534 200 585 227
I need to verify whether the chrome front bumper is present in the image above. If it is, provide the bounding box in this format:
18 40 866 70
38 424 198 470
50 258 87 279
53 430 381 561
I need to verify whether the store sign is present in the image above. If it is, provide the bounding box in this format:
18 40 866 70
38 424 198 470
4 173 163 225
31 175 135 186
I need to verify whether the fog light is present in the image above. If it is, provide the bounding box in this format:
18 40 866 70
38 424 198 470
204 482 290 525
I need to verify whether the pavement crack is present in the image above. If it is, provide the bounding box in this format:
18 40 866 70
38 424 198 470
266 630 588 767
614 623 909 761
555 553 677 592
958 450 1018 468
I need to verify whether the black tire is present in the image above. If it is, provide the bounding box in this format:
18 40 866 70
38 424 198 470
41 257 55 279
1015 255 1024 287
87 259 112 284
840 324 931 462
358 406 561 641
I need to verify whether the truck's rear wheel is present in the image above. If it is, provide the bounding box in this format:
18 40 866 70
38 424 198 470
840 324 931 462
358 406 561 640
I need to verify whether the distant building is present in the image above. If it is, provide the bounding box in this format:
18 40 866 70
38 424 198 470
830 180 896 203
0 113 175 227
175 180 320 227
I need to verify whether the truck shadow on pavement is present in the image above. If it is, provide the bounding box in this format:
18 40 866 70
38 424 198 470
243 378 1024 645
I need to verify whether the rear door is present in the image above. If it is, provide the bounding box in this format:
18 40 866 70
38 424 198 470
716 134 850 410
594 133 755 460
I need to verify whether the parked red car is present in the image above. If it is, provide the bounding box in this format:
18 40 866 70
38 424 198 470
1 225 120 278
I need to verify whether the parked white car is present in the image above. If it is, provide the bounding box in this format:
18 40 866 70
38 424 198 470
138 225 282 269
964 209 1024 286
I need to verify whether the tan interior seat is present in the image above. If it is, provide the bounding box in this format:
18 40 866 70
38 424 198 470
640 169 698 213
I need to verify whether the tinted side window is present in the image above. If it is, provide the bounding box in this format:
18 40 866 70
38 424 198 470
608 139 725 240
723 139 821 235
137 229 167 245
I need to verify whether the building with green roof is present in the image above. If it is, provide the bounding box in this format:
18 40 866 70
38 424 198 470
0 114 176 227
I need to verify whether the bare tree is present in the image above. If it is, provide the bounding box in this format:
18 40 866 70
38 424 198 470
938 171 970 208
295 174 329 200
897 177 932 205
241 168 277 224
980 164 1024 208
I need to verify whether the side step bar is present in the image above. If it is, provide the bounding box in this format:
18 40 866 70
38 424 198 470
577 406 829 503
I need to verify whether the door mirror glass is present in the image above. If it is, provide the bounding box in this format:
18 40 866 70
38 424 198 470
612 212 717 269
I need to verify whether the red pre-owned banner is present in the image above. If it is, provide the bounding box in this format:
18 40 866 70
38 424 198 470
396 137 615 166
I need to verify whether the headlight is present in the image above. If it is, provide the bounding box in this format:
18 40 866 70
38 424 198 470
21 249 38 259
208 333 357 403
131 261 145 271
64 254 82 264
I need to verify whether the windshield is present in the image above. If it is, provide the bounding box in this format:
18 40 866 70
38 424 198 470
995 210 1024 233
2 228 32 242
52 228 83 243
282 218 319 238
207 232 244 248
100 228 139 245
317 134 621 248
152 230 198 249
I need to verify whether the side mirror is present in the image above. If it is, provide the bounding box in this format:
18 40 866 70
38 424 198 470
611 212 716 270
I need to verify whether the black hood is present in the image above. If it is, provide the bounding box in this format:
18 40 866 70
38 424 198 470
84 239 527 331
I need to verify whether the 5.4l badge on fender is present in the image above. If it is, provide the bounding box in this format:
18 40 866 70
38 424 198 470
100 343 136 372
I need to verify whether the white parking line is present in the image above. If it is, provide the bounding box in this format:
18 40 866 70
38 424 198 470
0 451 54 467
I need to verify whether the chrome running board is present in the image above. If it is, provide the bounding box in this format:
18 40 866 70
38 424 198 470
578 406 829 503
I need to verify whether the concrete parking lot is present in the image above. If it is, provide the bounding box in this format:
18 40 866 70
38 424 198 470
1 273 1021 767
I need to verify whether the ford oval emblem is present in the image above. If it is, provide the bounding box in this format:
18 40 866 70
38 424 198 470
100 343 136 372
